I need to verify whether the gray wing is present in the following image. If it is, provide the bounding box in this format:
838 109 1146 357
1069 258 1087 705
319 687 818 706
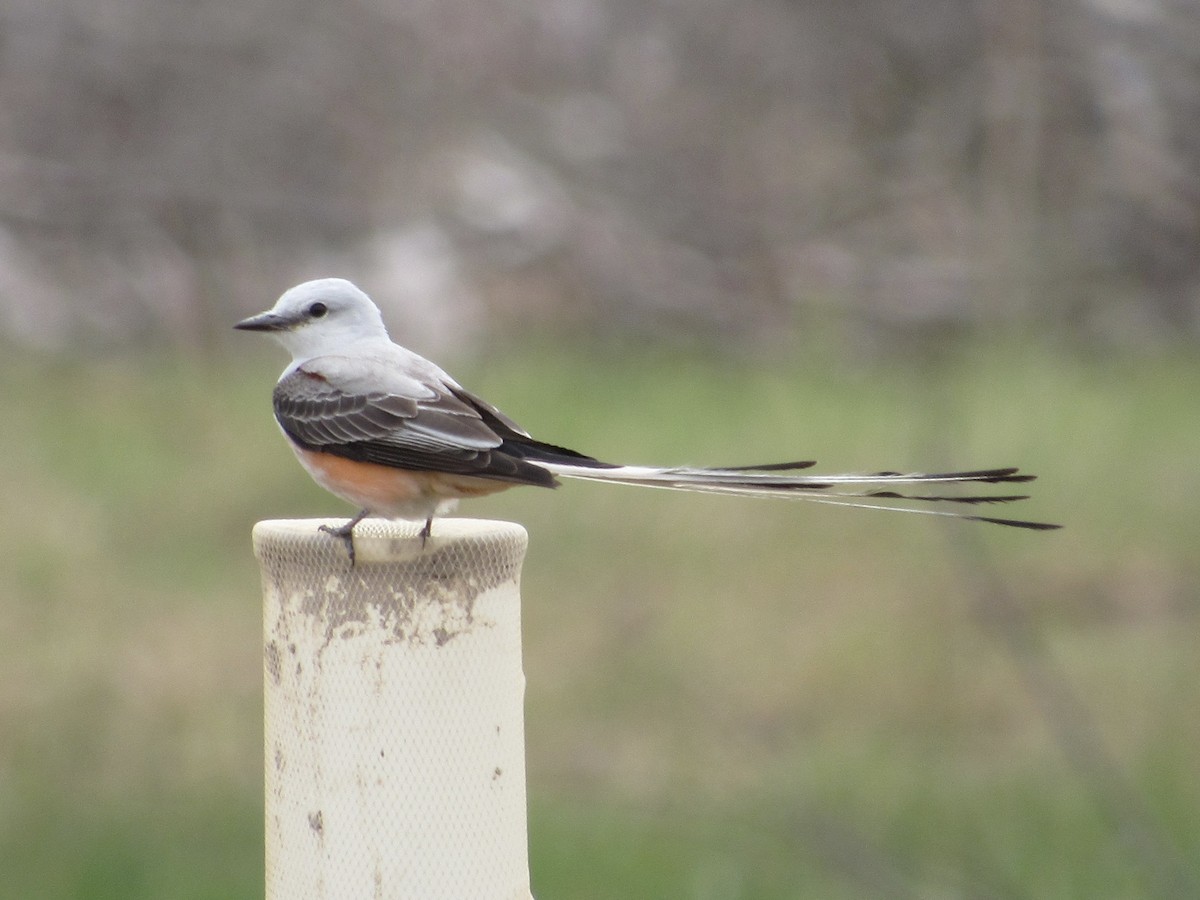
272 359 575 486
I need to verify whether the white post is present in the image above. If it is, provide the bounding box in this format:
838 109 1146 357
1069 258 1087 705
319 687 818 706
253 517 534 900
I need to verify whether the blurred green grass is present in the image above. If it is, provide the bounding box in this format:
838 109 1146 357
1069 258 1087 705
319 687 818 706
0 337 1196 898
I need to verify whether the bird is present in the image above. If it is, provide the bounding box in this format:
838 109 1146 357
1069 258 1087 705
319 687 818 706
236 278 1059 564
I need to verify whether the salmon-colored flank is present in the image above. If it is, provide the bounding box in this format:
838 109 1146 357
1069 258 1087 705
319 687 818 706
293 446 515 515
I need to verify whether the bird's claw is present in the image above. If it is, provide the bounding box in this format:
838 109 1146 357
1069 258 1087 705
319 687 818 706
319 510 369 566
318 521 357 566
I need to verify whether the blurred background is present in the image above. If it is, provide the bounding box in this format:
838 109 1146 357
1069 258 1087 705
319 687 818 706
0 0 1197 897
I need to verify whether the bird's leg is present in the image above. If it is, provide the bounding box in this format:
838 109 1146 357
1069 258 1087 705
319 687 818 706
319 509 370 566
419 516 434 548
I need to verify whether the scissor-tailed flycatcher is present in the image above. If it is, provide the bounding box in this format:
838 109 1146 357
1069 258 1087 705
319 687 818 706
236 278 1058 563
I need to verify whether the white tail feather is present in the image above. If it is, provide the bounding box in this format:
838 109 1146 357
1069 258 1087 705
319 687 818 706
539 463 1060 530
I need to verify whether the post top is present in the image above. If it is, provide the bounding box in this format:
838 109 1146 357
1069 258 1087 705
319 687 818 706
252 517 528 566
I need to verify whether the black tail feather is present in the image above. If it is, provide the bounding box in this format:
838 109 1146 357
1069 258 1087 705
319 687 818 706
865 490 1033 505
969 515 1062 530
718 460 818 472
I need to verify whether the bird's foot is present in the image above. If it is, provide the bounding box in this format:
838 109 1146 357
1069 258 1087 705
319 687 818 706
319 510 370 566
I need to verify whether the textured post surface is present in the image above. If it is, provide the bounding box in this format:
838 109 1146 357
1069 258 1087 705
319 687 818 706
254 518 533 900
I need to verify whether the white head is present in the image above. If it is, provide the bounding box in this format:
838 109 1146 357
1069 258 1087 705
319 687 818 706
235 278 390 360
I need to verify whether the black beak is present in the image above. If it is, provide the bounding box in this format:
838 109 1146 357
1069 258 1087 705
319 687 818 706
234 311 290 332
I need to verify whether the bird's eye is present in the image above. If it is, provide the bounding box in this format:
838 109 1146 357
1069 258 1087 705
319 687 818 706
308 302 328 318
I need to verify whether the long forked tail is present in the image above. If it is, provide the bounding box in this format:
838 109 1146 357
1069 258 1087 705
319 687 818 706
537 460 1061 530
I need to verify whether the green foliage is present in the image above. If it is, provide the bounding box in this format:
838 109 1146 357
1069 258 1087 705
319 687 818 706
0 340 1196 898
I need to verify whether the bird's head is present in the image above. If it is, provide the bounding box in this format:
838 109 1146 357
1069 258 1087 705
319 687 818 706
235 278 390 360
